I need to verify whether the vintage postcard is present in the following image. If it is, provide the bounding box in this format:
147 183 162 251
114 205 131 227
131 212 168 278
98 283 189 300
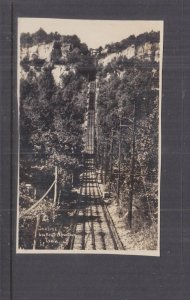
17 18 163 255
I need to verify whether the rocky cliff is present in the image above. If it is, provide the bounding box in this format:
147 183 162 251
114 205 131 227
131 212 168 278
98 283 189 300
19 31 160 86
20 40 76 85
99 42 160 66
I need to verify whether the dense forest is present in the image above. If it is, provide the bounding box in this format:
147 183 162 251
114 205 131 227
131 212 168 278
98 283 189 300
97 31 159 58
19 28 160 250
19 30 91 211
20 28 89 53
96 57 159 234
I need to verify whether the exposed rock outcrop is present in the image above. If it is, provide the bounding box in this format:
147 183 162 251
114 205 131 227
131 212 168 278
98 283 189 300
19 34 160 86
99 42 160 66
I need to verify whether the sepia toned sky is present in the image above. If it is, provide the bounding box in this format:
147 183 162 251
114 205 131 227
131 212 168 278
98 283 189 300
18 18 163 48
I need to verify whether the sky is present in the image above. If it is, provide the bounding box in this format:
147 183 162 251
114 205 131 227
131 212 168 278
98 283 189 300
18 18 163 49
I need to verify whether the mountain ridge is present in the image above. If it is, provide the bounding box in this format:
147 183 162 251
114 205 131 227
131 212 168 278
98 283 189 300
20 29 160 86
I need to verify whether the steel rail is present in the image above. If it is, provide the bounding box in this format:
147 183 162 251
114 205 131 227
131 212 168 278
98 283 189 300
102 202 125 250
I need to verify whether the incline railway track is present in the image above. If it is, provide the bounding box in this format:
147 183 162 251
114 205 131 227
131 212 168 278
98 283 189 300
66 190 125 250
20 56 126 251
66 79 125 251
31 78 125 251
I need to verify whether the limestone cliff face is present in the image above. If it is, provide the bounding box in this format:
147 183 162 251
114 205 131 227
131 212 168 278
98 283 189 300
20 38 160 86
98 42 160 66
20 42 54 61
136 42 159 62
52 65 71 85
20 41 74 86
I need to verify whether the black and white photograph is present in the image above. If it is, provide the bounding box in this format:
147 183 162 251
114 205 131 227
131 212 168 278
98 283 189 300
17 18 163 255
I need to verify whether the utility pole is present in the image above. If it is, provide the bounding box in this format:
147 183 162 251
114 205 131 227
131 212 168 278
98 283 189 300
128 100 136 228
117 120 129 207
103 144 106 185
109 130 114 196
96 135 99 168
117 119 122 200
54 166 58 205
33 214 41 249
105 139 109 184
109 130 114 178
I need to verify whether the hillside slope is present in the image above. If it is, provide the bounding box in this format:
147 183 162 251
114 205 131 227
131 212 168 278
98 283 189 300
19 29 160 237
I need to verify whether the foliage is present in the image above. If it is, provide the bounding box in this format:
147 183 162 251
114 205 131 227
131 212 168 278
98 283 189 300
20 56 88 197
96 56 159 227
104 31 159 55
20 29 90 56
20 28 61 47
20 30 160 238
50 41 63 64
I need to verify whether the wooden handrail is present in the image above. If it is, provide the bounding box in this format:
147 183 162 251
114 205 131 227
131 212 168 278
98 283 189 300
20 180 56 218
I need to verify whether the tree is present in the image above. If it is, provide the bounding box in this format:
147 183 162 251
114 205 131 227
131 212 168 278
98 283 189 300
51 41 62 64
32 28 48 44
96 56 159 228
20 32 33 47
